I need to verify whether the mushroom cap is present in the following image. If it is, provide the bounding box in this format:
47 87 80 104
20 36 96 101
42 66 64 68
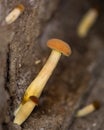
93 101 101 110
17 4 25 12
47 39 71 56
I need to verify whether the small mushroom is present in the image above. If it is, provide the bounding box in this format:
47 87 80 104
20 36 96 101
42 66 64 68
5 4 25 24
13 39 71 125
76 101 100 117
77 8 98 38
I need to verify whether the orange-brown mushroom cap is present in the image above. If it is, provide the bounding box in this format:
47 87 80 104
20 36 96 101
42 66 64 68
17 4 25 12
47 39 71 56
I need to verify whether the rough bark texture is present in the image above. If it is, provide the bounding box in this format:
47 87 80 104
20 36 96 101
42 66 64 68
70 53 104 130
0 0 104 130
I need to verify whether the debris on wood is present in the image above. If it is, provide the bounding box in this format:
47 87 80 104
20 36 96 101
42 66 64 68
35 60 41 65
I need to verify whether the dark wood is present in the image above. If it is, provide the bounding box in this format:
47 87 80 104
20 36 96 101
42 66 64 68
0 27 9 130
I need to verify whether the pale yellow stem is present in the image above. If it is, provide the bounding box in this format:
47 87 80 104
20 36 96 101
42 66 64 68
13 100 37 125
76 104 95 117
13 50 61 125
77 8 98 37
23 50 61 101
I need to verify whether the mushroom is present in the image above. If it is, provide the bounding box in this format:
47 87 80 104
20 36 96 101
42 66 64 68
77 8 98 38
13 39 71 125
76 101 100 117
5 4 25 24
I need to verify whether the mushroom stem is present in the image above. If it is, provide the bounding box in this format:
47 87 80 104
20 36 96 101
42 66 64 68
24 50 61 101
14 50 61 125
76 101 100 117
5 4 25 24
14 100 36 125
76 104 95 117
77 8 98 37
